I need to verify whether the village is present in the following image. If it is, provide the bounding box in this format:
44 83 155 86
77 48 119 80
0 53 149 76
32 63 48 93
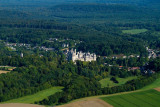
3 38 160 76
4 38 82 52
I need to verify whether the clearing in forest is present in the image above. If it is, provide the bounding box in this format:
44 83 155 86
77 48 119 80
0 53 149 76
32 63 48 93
0 70 10 74
99 76 137 88
0 66 16 74
122 29 148 34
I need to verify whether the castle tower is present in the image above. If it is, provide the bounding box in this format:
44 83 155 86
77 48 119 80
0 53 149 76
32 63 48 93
72 50 76 62
21 53 24 58
74 49 76 53
71 48 74 53
93 54 96 61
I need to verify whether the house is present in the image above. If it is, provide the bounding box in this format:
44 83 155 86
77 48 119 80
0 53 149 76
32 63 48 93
119 66 123 69
128 67 140 71
62 43 69 48
123 56 127 58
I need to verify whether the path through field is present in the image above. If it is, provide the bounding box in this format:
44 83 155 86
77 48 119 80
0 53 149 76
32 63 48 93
155 87 160 92
0 70 10 74
0 103 44 107
58 99 113 107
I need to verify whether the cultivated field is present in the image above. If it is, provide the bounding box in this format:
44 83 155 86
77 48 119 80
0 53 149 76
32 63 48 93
122 29 148 34
58 99 113 107
2 76 160 107
3 86 63 104
0 103 44 107
99 76 137 88
60 77 160 107
100 78 160 107
101 89 160 107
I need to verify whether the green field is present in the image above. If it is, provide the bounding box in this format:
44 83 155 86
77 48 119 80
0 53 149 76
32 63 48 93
99 76 137 88
3 86 63 104
58 77 160 106
101 77 160 107
122 29 148 34
101 89 160 107
141 78 160 90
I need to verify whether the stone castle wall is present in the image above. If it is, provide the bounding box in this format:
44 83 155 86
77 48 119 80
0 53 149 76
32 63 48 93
66 49 96 62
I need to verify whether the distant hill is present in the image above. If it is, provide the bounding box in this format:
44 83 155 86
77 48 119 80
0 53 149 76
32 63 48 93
0 0 160 21
49 3 159 22
1 0 160 3
51 4 138 13
0 10 29 19
0 0 160 6
1 0 160 11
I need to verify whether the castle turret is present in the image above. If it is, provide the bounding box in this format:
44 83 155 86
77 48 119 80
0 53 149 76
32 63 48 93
74 49 76 53
71 48 74 53
21 53 23 58
93 54 96 61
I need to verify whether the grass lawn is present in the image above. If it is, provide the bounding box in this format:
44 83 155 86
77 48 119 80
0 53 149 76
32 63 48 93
99 76 137 88
101 89 160 107
3 86 63 104
122 29 148 34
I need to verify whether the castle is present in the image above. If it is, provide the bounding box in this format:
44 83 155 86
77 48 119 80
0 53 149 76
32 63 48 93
65 49 96 62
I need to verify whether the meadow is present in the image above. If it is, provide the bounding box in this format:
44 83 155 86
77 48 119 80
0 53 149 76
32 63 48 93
99 76 137 88
3 86 63 104
101 89 160 107
122 29 148 34
141 78 160 90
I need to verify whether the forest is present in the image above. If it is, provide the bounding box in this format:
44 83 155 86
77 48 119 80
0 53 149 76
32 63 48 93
0 1 160 55
1 19 160 56
0 0 160 106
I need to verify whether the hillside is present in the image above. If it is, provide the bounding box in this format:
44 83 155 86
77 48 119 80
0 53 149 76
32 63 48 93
0 1 160 23
3 87 63 104
51 4 138 13
57 89 160 107
0 0 160 107
1 0 160 4
57 77 160 107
